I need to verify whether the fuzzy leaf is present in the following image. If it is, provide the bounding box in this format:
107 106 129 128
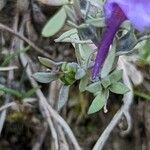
38 0 69 6
88 91 106 114
55 29 78 42
75 67 86 80
101 43 116 78
23 87 39 98
86 81 102 93
38 57 58 68
86 18 105 27
0 84 22 98
116 31 137 54
109 69 123 83
78 44 94 68
101 77 111 89
42 7 67 37
33 72 58 83
79 74 89 92
58 85 70 110
109 82 130 94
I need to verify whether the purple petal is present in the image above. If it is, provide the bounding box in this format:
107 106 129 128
92 27 117 79
105 0 150 31
92 4 126 79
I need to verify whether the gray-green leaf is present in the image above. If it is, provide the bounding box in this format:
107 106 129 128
58 85 70 110
86 81 102 93
75 67 86 80
101 43 116 78
79 74 89 92
116 31 137 55
38 57 58 68
33 72 58 83
88 91 106 114
101 76 111 89
86 18 105 27
42 7 67 37
55 28 78 42
109 82 130 94
39 0 69 6
109 69 123 84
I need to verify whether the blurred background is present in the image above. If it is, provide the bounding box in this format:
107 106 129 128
0 0 150 150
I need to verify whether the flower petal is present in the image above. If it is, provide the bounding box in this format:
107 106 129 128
105 0 150 31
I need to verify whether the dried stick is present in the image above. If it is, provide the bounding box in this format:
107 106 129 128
17 16 59 149
32 122 48 150
0 23 51 58
20 49 59 150
93 56 133 150
20 52 81 150
3 10 82 149
0 13 19 135
17 17 81 149
56 125 69 150
0 66 18 71
0 102 16 112
0 95 9 134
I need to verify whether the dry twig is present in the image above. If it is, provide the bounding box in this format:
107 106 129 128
20 52 81 150
32 122 48 150
0 13 19 135
0 23 51 58
0 102 16 112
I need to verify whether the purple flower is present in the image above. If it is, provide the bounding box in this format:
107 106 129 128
92 0 150 79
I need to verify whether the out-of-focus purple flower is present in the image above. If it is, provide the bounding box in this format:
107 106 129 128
92 0 150 79
105 0 150 31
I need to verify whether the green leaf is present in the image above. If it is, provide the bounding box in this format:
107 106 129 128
88 91 107 114
78 44 94 68
38 57 59 68
101 77 111 89
0 84 22 98
23 87 39 98
134 90 150 101
42 7 67 37
109 82 130 94
116 31 137 55
101 43 116 78
2 46 30 66
58 85 70 110
78 25 98 44
60 63 78 85
86 18 105 27
138 39 150 63
55 28 78 42
33 72 58 83
40 0 69 6
109 69 123 84
79 74 89 92
75 67 86 80
61 62 77 73
60 73 76 85
86 81 102 93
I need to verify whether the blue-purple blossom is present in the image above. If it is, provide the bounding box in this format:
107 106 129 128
92 0 150 79
105 0 150 31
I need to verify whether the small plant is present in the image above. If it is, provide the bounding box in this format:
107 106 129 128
33 0 150 114
32 1 128 114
